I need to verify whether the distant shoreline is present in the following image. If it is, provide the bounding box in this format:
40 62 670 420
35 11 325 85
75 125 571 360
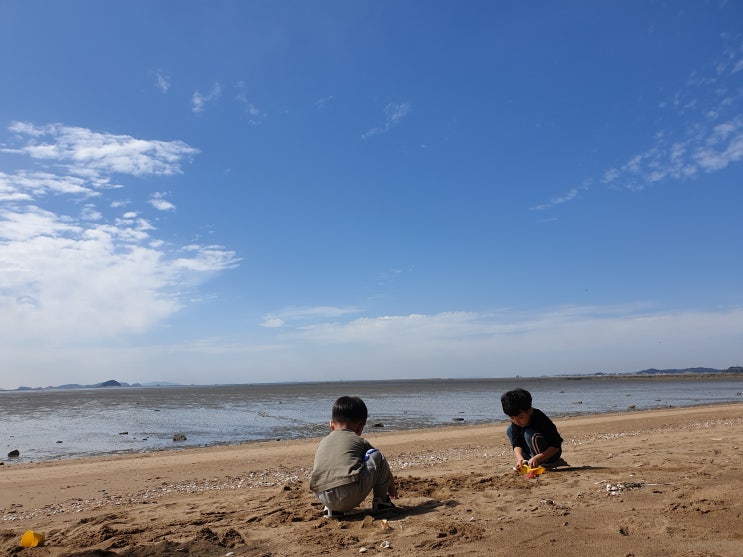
2 369 742 392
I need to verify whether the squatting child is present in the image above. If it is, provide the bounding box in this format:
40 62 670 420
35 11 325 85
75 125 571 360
309 396 397 518
501 388 566 469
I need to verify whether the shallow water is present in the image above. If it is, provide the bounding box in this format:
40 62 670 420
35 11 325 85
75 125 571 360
1 376 741 462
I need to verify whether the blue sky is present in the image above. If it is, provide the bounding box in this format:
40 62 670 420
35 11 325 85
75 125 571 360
1 1 742 389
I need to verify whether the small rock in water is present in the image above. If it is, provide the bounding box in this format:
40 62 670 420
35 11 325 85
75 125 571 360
452 417 465 422
7 449 20 458
173 433 187 442
119 431 129 435
372 422 384 428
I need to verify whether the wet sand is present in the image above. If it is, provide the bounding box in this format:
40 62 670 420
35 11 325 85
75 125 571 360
2 403 742 556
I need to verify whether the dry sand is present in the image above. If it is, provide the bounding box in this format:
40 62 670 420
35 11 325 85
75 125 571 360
2 403 742 556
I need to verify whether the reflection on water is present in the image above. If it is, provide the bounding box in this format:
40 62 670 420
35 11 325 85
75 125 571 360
1 376 741 462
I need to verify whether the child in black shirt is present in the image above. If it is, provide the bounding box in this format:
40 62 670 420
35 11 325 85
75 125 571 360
501 388 566 468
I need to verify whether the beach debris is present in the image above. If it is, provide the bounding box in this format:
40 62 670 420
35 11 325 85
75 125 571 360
379 540 391 549
359 547 368 554
173 433 187 442
20 530 45 547
7 449 19 458
599 480 644 495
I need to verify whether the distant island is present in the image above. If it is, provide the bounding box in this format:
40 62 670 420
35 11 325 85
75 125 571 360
8 379 181 391
2 366 742 392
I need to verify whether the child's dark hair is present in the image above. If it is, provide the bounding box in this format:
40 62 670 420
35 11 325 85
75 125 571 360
501 388 532 416
332 396 368 426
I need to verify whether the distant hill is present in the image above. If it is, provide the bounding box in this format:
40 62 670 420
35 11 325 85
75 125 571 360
7 379 185 391
12 379 132 391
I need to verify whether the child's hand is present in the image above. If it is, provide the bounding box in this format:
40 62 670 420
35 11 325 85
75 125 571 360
527 456 542 468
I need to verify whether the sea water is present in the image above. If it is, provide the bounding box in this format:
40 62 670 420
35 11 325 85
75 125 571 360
1 376 741 463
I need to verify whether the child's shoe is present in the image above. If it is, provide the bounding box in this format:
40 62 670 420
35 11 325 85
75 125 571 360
323 506 345 519
372 495 396 513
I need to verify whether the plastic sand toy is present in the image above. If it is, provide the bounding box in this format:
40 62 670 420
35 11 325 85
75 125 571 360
515 463 546 478
21 531 45 548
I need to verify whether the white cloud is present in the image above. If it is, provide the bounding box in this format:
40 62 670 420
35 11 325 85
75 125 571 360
3 122 199 180
149 192 176 211
0 122 239 349
153 70 171 93
0 170 99 200
261 317 285 328
192 83 222 113
362 101 411 139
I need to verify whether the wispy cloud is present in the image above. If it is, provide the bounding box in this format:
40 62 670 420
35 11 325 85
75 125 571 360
0 122 238 344
153 70 171 93
192 83 222 113
235 82 266 125
531 182 590 211
533 39 743 210
315 95 336 111
362 101 411 139
260 305 361 328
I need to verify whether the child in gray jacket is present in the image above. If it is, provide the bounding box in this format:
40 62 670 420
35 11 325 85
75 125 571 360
309 396 397 518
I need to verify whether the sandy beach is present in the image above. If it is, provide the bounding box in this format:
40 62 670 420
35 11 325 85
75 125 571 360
2 403 742 556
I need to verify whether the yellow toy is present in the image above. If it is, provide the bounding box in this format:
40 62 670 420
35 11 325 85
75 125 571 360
515 463 545 478
21 531 45 547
